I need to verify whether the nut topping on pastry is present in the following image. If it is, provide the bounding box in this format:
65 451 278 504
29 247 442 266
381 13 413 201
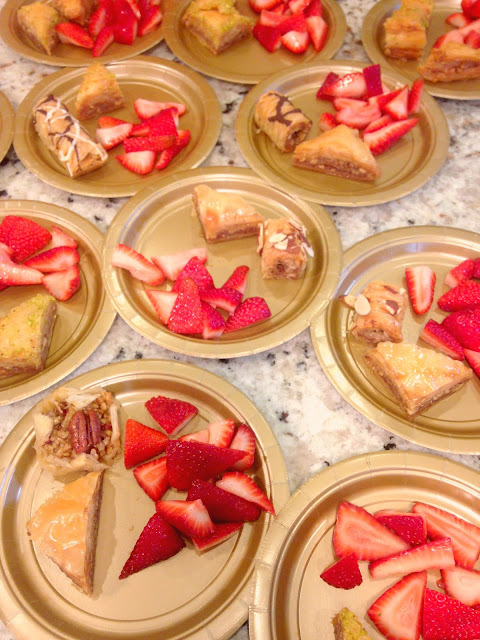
339 294 357 309
354 294 372 316
68 411 89 454
88 409 102 445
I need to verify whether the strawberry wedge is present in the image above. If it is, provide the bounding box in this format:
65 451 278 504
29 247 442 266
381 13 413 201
191 522 243 552
111 243 165 285
369 537 455 579
155 499 215 538
423 588 480 640
216 471 275 515
374 510 427 546
320 553 363 590
441 566 480 607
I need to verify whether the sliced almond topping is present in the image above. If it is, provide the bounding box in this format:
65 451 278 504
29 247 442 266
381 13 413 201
303 243 314 257
268 232 287 244
339 294 357 309
274 240 289 250
354 294 371 316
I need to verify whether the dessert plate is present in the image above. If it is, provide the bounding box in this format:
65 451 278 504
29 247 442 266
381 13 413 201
13 56 221 198
0 0 164 67
236 60 449 206
311 225 480 454
0 359 289 640
102 166 342 358
250 449 480 639
362 0 480 100
0 200 115 407
0 92 14 163
163 0 346 84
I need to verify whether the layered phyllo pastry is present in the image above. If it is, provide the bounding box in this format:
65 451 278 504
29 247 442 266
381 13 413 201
257 218 313 280
51 0 96 25
383 0 434 60
254 90 312 152
182 0 254 55
292 125 381 182
16 2 60 54
333 608 374 640
418 41 480 82
75 63 125 121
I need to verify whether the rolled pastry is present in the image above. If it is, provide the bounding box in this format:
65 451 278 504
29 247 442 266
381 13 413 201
33 95 108 178
254 90 312 152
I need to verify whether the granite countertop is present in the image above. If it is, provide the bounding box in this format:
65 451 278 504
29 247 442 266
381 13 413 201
1 0 480 638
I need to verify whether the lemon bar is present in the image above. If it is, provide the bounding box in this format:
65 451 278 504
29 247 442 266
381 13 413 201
17 2 60 55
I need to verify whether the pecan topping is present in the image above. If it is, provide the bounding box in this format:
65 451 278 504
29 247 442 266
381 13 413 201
87 410 102 445
385 300 399 315
68 411 89 454
384 285 400 295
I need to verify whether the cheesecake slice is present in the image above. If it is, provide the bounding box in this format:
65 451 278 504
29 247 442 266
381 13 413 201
419 41 480 83
333 608 374 640
75 63 125 121
26 470 104 596
365 342 473 418
0 294 57 378
292 125 381 182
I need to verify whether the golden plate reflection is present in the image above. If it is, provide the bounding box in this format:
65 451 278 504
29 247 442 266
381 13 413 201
0 92 14 163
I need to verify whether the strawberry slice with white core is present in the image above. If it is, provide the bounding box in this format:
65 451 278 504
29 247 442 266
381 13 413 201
224 297 272 333
116 150 155 174
383 86 409 120
229 423 256 471
333 97 368 110
208 419 235 448
364 114 393 133
288 0 311 12
405 265 436 314
50 226 77 249
134 99 186 120
179 429 210 444
0 260 43 286
200 287 242 314
369 538 455 579
408 78 424 114
151 248 207 281
88 5 108 39
42 264 81 301
368 571 427 640
319 112 337 131
420 319 465 360
222 265 249 295
446 11 472 27
146 289 177 324
281 29 309 53
111 244 165 286
155 499 215 538
322 72 368 99
123 134 176 153
363 117 418 155
249 0 281 12
316 72 340 99
172 256 214 292
335 102 382 129
56 22 94 48
145 394 198 435
191 522 243 552
465 348 480 378
253 23 283 52
369 87 402 110
98 116 129 128
133 457 169 502
187 478 261 523
333 501 409 561
24 246 79 273
138 5 163 36
442 566 480 607
258 9 286 27
445 258 476 288
306 15 327 51
374 510 427 546
201 301 226 340
92 25 114 57
217 471 275 515
0 243 13 261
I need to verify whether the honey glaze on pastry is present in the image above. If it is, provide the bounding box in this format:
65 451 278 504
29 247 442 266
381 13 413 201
254 90 312 152
383 0 434 60
257 218 313 279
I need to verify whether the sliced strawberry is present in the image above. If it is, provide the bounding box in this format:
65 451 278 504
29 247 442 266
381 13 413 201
370 538 455 580
0 260 43 286
201 301 226 340
442 308 480 352
408 78 424 114
0 215 51 262
442 566 480 607
364 113 393 133
368 571 427 640
146 289 177 324
155 499 214 538
165 440 246 490
138 4 162 35
0 242 14 260
374 511 427 546
222 265 249 296
322 72 368 99
319 112 337 131
119 512 184 579
97 123 133 150
92 25 114 57
144 106 179 129
370 87 403 110
151 248 207 281
172 256 214 292
433 29 465 48
412 502 480 569
249 0 281 11
24 246 79 273
445 258 476 288
177 128 191 148
133 457 169 501
465 29 480 47
316 72 340 99
56 22 94 48
363 63 383 97
145 394 198 435
405 265 435 314
111 243 165 285
134 99 185 120
320 553 363 590
179 429 210 444
50 226 77 249
333 501 409 561
155 147 177 170
465 348 480 377
335 102 381 129
124 0 141 19
224 297 271 333
333 97 367 110
113 14 138 45
187 478 261 523
123 418 169 469
168 277 204 334
462 0 480 17
363 117 418 155
253 23 283 51
97 116 129 128
422 588 480 640
191 522 243 551
217 471 275 515
420 319 465 360
208 419 235 448
383 85 409 120
281 30 309 53
438 280 480 311
123 135 175 153
116 150 155 174
288 0 310 12
98 0 115 22
200 287 242 314
229 423 256 471
42 265 80 301
446 11 472 27
258 9 286 27
305 0 322 16
305 16 327 51
276 12 307 34
89 5 109 38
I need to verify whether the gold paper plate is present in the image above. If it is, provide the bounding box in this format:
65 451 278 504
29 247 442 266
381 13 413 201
0 92 14 163
250 449 480 639
236 60 449 206
14 56 221 198
0 0 164 67
0 200 115 406
362 0 480 100
102 166 342 358
311 225 480 454
163 0 346 84
0 359 289 640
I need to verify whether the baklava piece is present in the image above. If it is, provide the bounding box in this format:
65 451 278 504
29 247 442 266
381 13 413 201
364 342 472 418
257 218 313 280
292 125 380 182
17 2 60 55
182 0 254 55
51 0 96 25
75 63 125 121
383 0 434 60
254 90 312 152
419 41 480 82
193 184 264 243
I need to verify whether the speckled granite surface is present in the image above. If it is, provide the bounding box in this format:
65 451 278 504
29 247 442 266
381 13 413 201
1 1 480 638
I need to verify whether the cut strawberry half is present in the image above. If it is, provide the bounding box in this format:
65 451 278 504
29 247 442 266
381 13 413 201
224 297 271 333
288 0 310 12
465 348 480 378
322 72 368 99
0 260 43 286
316 72 340 99
229 423 256 471
276 12 307 34
363 64 383 97
222 265 249 296
119 512 185 579
465 28 480 47
123 134 176 153
442 308 480 352
56 22 94 48
370 87 403 110
305 0 322 16
420 319 465 360
97 116 129 128
423 588 480 640
187 478 261 523
200 287 242 314
113 14 138 45
133 457 169 501
179 429 210 444
383 85 409 120
191 522 243 551
146 289 177 324
201 301 226 340
155 147 177 170
445 258 476 287
124 0 141 19
364 113 393 133
92 26 114 57
253 23 283 52
442 566 480 607
0 215 51 262
335 102 382 129
42 265 80 300
369 538 455 580
446 11 472 27
88 5 108 38
405 265 436 314
249 0 281 12
151 248 207 281
145 394 198 435
134 99 185 120
374 511 427 546
123 418 168 469
116 150 156 174
111 243 165 285
98 0 115 22
438 280 480 311
462 0 480 17
208 419 235 448
333 501 409 561
320 553 363 590
168 277 204 334
138 5 162 36
319 112 337 131
172 256 214 292
333 97 368 110
281 30 310 53
96 123 133 150
155 499 215 538
306 15 327 51
24 246 79 273
408 78 424 113
363 117 418 155
50 226 77 249
258 8 285 27
368 571 427 640
217 471 275 515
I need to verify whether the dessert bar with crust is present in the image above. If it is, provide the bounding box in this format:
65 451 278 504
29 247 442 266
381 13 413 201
193 184 264 243
51 0 96 25
257 218 313 280
75 63 125 121
364 342 473 418
333 608 374 640
418 41 480 82
383 0 434 60
254 90 312 153
292 125 381 182
16 2 60 55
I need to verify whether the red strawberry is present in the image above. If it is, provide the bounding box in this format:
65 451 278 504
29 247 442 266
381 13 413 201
423 588 480 640
42 264 80 300
133 457 169 501
364 113 393 133
155 499 215 538
364 117 418 154
319 112 337 131
305 0 322 16
253 23 283 52
111 243 165 285
200 287 242 314
369 571 427 640
119 512 184 579
55 22 94 48
281 30 310 53
179 429 210 444
138 107 178 133
413 502 480 569
363 64 383 97
123 418 169 469
465 348 480 377
155 147 177 170
438 280 480 311
249 0 281 12
320 553 363 590
420 319 465 360
322 72 368 99
134 99 185 120
369 538 455 580
208 419 235 448
335 102 382 129
123 134 175 153
405 265 436 314
465 28 480 46
224 297 271 333
24 246 79 273
168 277 204 334
433 29 465 48
333 501 409 561
151 248 207 281
222 265 249 295
374 511 427 546
146 289 177 324
305 15 326 50
145 395 198 435
0 260 43 286
201 301 226 340
165 440 246 490
316 72 340 99
191 522 243 551
172 256 214 292
370 87 403 110
98 0 114 22
258 9 285 27
462 0 480 17
92 26 114 57
187 478 261 522
445 258 476 288
229 423 256 471
124 0 141 19
0 215 51 262
116 150 155 174
50 226 77 249
333 97 367 110
113 14 138 45
217 471 275 515
408 78 424 114
442 308 480 352
97 116 129 128
138 5 162 36
288 0 310 12
0 242 13 260
446 11 472 27
383 85 409 120
88 5 108 38
442 566 480 607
